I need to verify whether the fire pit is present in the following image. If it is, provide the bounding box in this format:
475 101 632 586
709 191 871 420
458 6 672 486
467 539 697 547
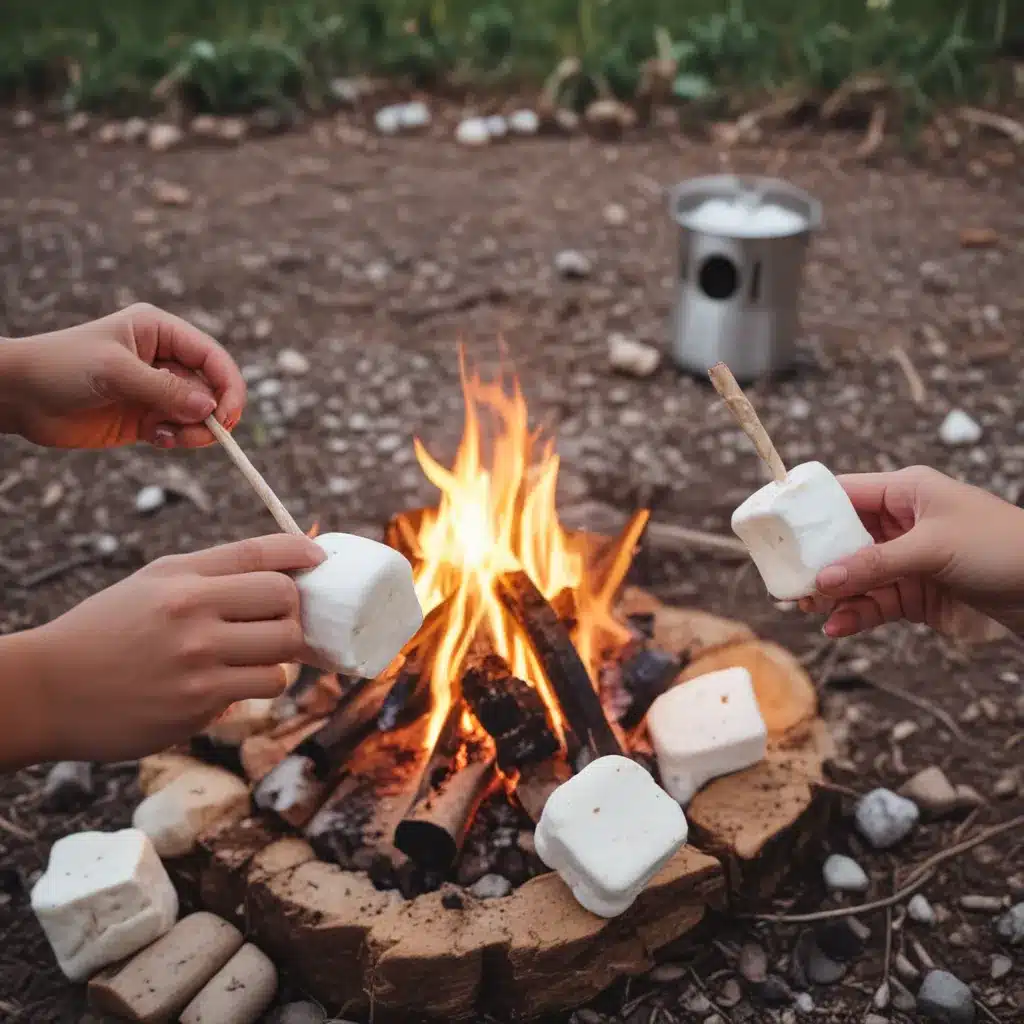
137 358 833 1021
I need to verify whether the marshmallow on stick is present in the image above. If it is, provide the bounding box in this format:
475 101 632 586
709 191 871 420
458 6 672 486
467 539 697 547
205 416 423 678
708 364 873 601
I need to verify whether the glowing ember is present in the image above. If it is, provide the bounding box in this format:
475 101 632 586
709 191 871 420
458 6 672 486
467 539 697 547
402 352 648 750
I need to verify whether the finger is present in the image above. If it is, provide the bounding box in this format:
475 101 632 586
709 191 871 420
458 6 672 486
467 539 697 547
834 472 900 514
94 346 216 424
124 304 247 428
814 526 946 600
197 666 291 707
823 596 887 637
217 620 307 668
173 535 325 577
799 594 835 616
204 571 300 622
138 363 218 447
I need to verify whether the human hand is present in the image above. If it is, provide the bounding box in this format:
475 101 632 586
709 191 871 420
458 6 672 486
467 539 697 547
17 535 325 764
801 466 1024 639
2 303 245 449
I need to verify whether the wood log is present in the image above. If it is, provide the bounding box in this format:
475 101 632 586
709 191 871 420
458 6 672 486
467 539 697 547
496 571 622 766
384 507 427 569
513 757 571 823
393 734 497 873
240 715 327 783
461 650 559 771
615 645 686 730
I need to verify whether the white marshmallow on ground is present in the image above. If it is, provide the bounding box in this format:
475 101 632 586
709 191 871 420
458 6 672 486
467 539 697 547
534 755 688 918
731 461 874 601
647 667 768 806
132 764 251 858
30 829 178 981
295 532 423 679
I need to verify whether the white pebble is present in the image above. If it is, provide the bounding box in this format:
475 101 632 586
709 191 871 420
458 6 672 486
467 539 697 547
555 249 592 279
535 755 687 917
855 788 919 849
276 348 310 376
823 854 870 893
939 409 982 446
256 377 282 399
508 109 539 135
647 667 768 806
400 101 431 129
455 116 491 147
469 874 512 899
31 829 178 981
608 333 661 378
135 485 166 514
603 203 628 227
908 894 936 925
374 105 404 135
484 115 507 139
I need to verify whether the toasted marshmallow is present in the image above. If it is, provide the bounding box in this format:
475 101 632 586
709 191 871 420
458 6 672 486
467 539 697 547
295 532 423 679
647 667 768 806
534 755 688 918
731 461 873 600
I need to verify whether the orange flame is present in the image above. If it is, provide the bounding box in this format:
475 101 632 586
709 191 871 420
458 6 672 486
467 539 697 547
408 351 648 749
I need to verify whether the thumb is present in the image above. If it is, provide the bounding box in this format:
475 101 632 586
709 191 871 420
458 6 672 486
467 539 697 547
815 527 946 599
98 349 217 423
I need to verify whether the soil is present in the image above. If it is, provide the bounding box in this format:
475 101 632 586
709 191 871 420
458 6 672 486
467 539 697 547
1 106 1023 1023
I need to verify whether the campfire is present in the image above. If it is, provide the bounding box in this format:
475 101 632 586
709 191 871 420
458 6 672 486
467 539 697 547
245 354 657 892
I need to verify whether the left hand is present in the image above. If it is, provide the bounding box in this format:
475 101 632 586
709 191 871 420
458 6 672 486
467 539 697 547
6 303 246 449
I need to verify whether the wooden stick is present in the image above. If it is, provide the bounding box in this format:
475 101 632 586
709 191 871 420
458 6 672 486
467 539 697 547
708 362 787 483
204 415 303 535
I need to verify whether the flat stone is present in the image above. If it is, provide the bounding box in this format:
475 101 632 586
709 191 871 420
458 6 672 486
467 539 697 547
939 409 982 447
794 930 845 985
823 853 869 893
900 767 959 817
908 894 936 925
995 903 1024 945
960 894 1003 913
917 969 975 1023
855 788 919 848
648 963 686 982
990 954 1012 981
738 942 768 983
468 873 511 899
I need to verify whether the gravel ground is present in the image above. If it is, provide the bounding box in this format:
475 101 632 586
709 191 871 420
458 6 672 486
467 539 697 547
0 109 1022 1023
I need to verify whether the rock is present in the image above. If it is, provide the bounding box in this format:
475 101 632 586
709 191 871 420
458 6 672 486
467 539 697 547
67 112 90 134
375 101 430 134
738 942 768 983
88 912 243 1022
180 943 278 1024
31 829 178 981
135 484 166 514
256 377 282 399
794 930 845 985
996 903 1024 945
151 180 191 206
14 109 35 128
399 101 431 130
468 873 512 900
908 893 936 925
276 348 310 376
555 249 592 279
269 1003 327 1024
455 116 491 147
148 123 184 152
955 784 985 809
823 854 869 893
217 117 247 143
191 115 219 137
993 771 1018 799
900 767 959 817
42 761 93 809
97 122 122 144
895 953 920 983
508 109 540 135
132 764 251 858
891 977 916 1011
939 409 982 447
959 227 998 249
917 969 975 1023
93 533 120 558
718 978 742 1007
960 894 1003 913
649 963 686 982
855 788 919 848
891 719 918 742
603 202 628 227
584 98 636 136
608 333 661 378
374 105 404 135
990 954 1012 980
123 117 148 142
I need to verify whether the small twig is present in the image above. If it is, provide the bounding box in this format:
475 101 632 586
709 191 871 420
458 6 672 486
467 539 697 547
748 813 1024 923
205 415 303 535
708 362 787 482
0 812 35 841
17 551 95 590
956 105 1024 145
863 675 975 746
890 346 927 407
689 967 732 1023
855 103 887 161
644 521 747 558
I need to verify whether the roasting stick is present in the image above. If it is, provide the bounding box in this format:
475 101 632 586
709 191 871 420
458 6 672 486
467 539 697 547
708 362 787 483
204 414 304 535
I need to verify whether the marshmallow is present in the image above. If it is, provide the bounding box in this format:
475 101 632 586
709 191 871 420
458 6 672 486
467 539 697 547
731 461 874 600
295 532 423 679
132 764 251 858
31 829 178 981
534 755 688 918
646 667 768 806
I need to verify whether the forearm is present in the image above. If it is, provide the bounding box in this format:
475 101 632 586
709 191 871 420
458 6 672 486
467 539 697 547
0 336 34 436
0 629 56 771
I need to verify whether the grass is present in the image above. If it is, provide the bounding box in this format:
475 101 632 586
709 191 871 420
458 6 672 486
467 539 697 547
0 0 1014 120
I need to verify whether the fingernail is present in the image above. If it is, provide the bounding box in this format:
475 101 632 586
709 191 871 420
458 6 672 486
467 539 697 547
817 565 849 591
154 425 176 449
185 391 217 419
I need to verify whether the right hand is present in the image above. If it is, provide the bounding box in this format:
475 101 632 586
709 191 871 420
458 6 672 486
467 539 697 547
27 534 325 762
801 466 1024 640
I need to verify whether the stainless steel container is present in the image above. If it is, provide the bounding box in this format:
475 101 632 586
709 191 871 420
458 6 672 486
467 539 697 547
668 174 822 383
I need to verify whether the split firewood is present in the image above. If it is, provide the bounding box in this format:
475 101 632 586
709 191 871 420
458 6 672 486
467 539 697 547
239 714 327 783
205 415 424 679
179 943 278 1024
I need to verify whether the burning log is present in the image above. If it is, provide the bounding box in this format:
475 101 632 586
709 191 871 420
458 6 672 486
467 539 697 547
514 757 572 823
615 646 686 731
239 715 327 783
270 664 347 724
496 571 623 766
393 727 497 874
461 650 560 771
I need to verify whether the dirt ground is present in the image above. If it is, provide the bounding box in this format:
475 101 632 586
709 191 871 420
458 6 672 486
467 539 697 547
1 110 1022 1023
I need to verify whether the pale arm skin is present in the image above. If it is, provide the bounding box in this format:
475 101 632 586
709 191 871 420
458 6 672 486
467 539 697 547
0 305 322 770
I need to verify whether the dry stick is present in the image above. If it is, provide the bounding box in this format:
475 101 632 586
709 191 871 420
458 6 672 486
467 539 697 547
890 346 927 406
864 675 976 747
748 813 1024 924
204 415 303 535
708 362 787 483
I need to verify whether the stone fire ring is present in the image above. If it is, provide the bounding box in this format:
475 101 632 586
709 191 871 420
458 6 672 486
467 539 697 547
142 587 834 1022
